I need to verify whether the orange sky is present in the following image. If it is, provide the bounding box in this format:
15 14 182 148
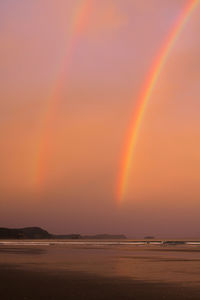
0 0 200 237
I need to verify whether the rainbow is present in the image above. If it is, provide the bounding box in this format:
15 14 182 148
117 0 199 203
34 0 92 188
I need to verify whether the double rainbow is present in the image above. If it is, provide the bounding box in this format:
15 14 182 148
117 0 199 203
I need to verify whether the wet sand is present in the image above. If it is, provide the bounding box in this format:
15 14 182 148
1 242 200 299
1 264 200 300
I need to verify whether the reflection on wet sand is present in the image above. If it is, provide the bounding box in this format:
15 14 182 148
1 241 200 299
1 241 200 286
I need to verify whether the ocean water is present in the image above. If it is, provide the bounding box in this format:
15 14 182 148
1 240 200 286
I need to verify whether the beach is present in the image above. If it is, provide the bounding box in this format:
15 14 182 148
1 241 200 299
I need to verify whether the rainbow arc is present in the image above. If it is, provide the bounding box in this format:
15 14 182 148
34 0 92 188
117 0 199 203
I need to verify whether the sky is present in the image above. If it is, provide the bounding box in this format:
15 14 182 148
0 0 200 237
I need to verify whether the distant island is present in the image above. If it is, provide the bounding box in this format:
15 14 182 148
0 227 127 240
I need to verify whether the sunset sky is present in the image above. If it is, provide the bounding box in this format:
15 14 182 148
1 0 200 237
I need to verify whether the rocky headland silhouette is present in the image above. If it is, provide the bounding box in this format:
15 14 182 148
0 227 127 240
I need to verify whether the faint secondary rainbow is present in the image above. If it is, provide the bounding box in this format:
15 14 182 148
34 0 92 189
117 0 199 203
